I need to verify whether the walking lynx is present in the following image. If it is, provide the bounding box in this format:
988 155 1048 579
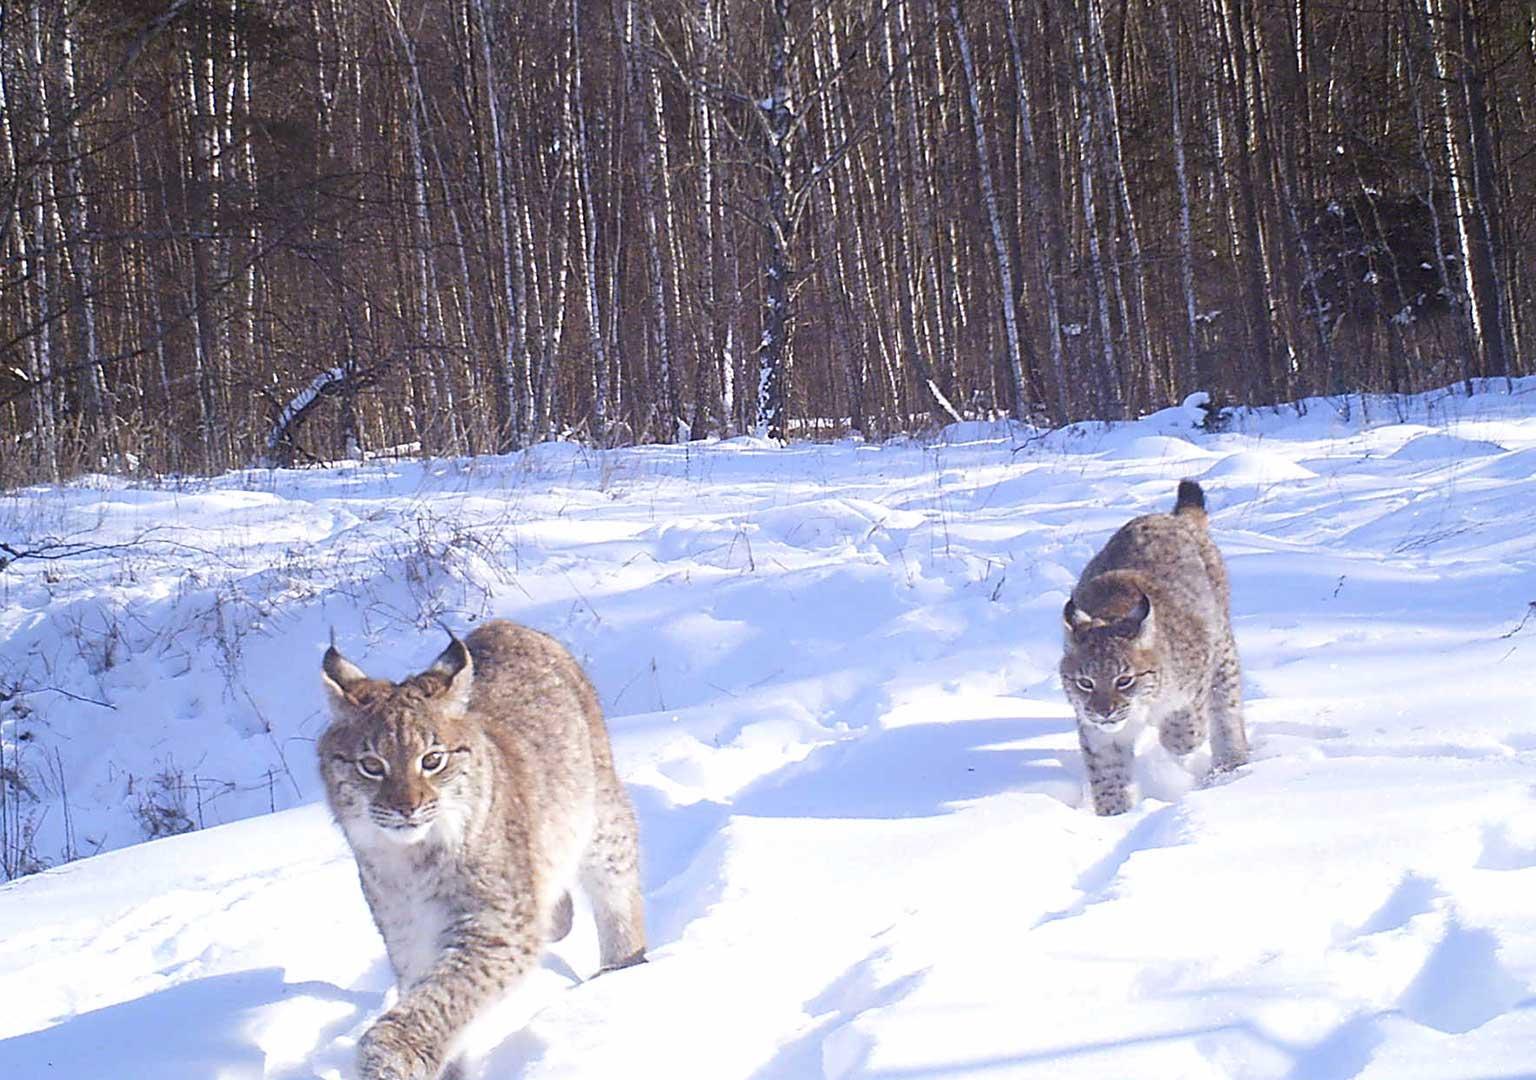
319 620 645 1080
1060 481 1249 815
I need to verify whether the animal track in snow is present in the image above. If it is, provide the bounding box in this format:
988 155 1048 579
1037 804 1191 925
1476 822 1536 871
751 947 928 1080
1353 873 1442 937
1397 915 1524 1034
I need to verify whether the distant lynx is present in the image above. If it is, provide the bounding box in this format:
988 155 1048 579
319 621 645 1080
1060 481 1249 815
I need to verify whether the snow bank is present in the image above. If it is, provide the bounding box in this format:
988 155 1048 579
1200 450 1318 483
1100 435 1213 462
1389 432 1508 461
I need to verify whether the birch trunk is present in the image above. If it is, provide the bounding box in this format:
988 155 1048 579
1454 0 1513 378
56 25 115 467
949 0 1029 421
623 1 678 440
880 5 961 426
1404 0 1478 386
572 0 611 440
1216 0 1279 402
1158 2 1201 393
690 0 725 436
754 0 793 442
1004 0 1070 421
1086 0 1155 406
1067 13 1125 416
1423 0 1483 384
899 0 956 422
5 25 58 479
471 0 526 449
388 0 459 453
178 32 221 470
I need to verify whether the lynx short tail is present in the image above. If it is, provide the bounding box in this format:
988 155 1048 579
1174 479 1207 520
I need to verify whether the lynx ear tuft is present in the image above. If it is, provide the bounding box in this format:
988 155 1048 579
426 633 475 713
321 644 369 705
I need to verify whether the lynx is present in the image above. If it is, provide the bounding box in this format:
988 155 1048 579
319 620 646 1080
1060 480 1249 816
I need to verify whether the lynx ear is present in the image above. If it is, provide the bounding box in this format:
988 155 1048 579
1119 591 1154 639
1064 598 1094 635
321 643 369 707
426 633 474 714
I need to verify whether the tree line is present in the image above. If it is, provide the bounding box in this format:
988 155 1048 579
2 0 1531 485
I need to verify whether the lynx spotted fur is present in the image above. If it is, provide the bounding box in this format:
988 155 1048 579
319 620 645 1080
1060 481 1249 815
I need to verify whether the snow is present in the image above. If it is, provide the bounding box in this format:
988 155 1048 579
1388 432 1507 462
1101 435 1213 462
1198 449 1317 483
3 379 1536 1078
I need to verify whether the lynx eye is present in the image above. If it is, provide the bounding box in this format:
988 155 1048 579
356 755 387 779
1114 674 1136 691
1074 676 1095 692
420 749 446 774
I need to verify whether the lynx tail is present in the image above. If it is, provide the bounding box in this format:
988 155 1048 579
1174 479 1207 520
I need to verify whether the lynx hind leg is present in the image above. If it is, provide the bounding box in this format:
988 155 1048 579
580 780 647 971
1209 634 1249 771
548 891 574 943
1079 727 1136 816
1157 704 1208 757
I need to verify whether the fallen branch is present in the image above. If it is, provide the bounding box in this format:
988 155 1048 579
32 686 116 710
1 539 139 572
1499 601 1536 640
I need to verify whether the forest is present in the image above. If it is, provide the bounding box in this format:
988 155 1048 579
1 0 1532 485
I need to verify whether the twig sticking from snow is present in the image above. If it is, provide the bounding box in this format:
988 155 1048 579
1499 601 1536 640
1 531 237 574
30 686 116 710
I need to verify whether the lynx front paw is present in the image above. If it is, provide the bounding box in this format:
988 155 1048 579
357 1015 438 1080
599 948 647 974
1211 747 1248 773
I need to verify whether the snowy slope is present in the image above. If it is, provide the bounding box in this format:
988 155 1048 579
2 381 1535 1079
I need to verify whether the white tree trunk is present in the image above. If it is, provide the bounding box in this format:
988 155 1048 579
58 27 114 465
572 0 611 441
754 0 792 441
389 0 460 452
471 0 527 449
260 367 348 467
1004 0 1069 421
1158 2 1201 391
1068 18 1124 415
950 0 1029 421
1087 0 1154 405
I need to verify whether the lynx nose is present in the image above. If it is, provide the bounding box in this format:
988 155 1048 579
392 796 434 822
380 777 430 821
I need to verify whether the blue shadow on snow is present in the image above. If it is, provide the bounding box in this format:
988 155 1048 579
0 968 376 1080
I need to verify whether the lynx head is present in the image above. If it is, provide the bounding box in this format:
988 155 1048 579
318 634 478 845
1060 576 1163 734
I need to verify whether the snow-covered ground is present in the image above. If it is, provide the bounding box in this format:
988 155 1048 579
3 381 1535 1079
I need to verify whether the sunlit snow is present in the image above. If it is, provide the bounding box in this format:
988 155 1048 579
2 380 1534 1079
